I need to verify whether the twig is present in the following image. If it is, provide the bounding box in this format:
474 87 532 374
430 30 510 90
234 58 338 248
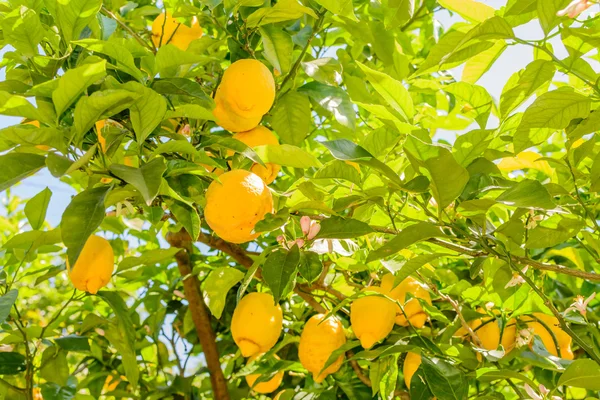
424 276 483 347
347 350 372 386
166 230 230 400
278 10 326 92
100 7 157 54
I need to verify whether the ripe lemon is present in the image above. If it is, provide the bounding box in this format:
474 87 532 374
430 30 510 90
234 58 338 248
245 354 284 394
216 59 275 119
454 311 517 353
525 313 574 359
231 293 282 357
151 12 203 50
204 169 273 243
213 86 263 132
403 352 421 388
381 274 431 328
351 287 396 349
68 235 114 294
231 126 280 184
298 314 347 383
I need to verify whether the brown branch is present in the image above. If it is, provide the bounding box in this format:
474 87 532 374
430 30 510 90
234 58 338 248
346 350 371 386
166 230 230 400
296 213 600 282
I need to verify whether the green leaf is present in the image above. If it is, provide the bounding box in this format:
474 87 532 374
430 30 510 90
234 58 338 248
262 246 301 302
314 160 362 186
252 144 321 168
47 0 102 42
452 129 493 167
152 78 212 101
368 222 444 262
73 89 139 139
1 7 45 56
0 290 18 324
414 29 494 77
122 82 167 143
40 346 69 386
475 368 537 388
109 158 166 205
445 82 493 128
322 139 402 187
25 187 52 230
313 0 357 21
52 61 107 117
392 254 446 287
500 60 555 118
260 26 293 74
298 251 323 283
538 0 570 35
246 0 317 27
61 186 110 265
356 61 414 121
526 215 585 249
40 383 76 400
167 200 201 241
317 216 374 239
422 356 469 400
514 88 591 152
73 39 144 81
438 0 494 22
591 152 600 192
98 291 139 388
54 335 90 352
165 104 215 121
268 91 311 145
0 125 64 152
0 153 46 192
462 41 506 84
404 136 469 209
0 92 54 124
299 82 356 131
495 179 556 210
155 44 208 78
118 248 181 272
557 359 600 390
0 353 26 375
202 267 245 318
301 58 342 86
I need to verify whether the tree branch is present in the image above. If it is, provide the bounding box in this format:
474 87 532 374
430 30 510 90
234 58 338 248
100 7 157 54
166 230 230 400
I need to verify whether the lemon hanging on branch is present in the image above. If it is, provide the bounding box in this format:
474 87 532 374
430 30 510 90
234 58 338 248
231 293 282 357
67 235 114 294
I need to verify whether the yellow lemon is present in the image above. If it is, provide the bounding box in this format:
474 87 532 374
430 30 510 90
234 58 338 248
351 287 396 349
245 354 284 394
345 161 360 173
95 120 107 152
204 169 273 243
151 12 203 50
216 59 275 119
67 235 114 294
213 87 263 132
298 314 346 383
381 274 432 328
454 311 517 354
525 313 574 359
231 126 280 184
231 293 282 357
403 352 421 388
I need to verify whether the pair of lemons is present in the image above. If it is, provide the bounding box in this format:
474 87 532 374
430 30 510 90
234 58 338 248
231 293 347 392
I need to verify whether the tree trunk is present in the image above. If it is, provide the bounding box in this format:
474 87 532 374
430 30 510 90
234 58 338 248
166 230 230 400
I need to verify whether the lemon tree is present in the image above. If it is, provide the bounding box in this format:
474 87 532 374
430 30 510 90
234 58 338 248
2 0 600 399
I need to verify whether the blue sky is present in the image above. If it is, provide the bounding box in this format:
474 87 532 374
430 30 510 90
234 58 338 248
0 0 590 225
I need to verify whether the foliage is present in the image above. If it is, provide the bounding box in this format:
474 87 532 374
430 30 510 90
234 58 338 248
1 0 600 399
